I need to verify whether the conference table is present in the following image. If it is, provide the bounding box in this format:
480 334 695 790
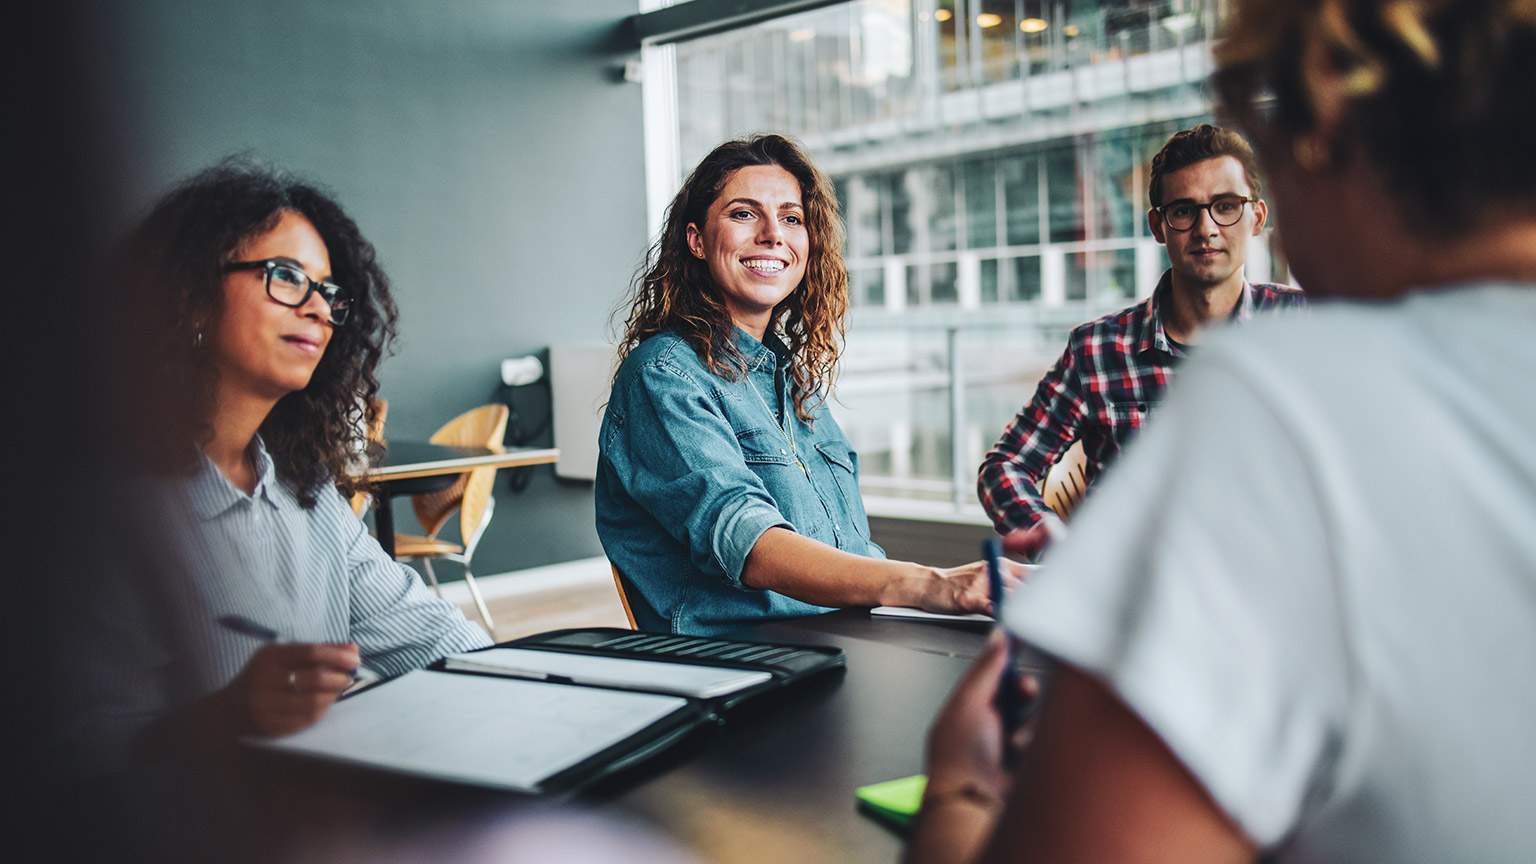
203 608 1049 864
361 440 560 557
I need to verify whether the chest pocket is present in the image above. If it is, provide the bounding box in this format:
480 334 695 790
738 428 834 545
1098 397 1158 449
738 428 796 466
815 441 870 542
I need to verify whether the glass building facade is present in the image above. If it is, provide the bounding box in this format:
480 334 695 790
649 0 1283 513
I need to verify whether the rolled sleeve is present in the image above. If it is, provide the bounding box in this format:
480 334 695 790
605 357 793 586
979 340 1086 531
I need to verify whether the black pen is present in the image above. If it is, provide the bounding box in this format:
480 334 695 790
218 614 370 689
984 537 1025 742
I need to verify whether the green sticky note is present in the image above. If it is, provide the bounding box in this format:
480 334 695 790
856 774 927 831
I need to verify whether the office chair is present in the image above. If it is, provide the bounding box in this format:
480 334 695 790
610 562 638 630
390 403 509 633
1040 440 1089 522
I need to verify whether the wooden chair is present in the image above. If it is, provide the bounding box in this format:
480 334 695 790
1040 440 1089 522
610 562 638 630
390 404 509 633
349 398 388 517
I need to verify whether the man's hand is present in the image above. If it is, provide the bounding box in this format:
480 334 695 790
1002 513 1067 562
227 642 360 737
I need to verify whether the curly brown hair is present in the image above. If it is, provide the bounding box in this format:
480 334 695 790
615 134 847 423
1213 0 1536 233
121 158 396 507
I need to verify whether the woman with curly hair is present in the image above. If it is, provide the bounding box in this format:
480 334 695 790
597 135 1019 636
99 160 489 760
908 2 1536 862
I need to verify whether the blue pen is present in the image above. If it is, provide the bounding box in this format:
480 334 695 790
984 537 1025 742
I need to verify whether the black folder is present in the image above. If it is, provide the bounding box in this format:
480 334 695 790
253 627 844 795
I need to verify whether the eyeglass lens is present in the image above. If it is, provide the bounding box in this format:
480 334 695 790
266 263 351 324
1164 197 1247 230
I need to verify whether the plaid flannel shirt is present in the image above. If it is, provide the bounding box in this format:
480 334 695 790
978 270 1306 532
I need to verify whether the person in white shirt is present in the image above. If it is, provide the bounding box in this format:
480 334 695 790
907 2 1536 862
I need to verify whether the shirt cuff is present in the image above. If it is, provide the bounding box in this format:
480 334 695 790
712 499 794 587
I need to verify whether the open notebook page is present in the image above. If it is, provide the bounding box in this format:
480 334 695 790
255 668 687 792
443 648 772 699
870 607 992 622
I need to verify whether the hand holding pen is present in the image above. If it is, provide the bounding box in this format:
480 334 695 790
217 615 362 737
917 539 1041 834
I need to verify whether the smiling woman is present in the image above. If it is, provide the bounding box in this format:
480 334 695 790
76 160 490 767
597 134 1025 636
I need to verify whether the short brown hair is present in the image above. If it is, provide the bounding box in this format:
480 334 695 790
1148 124 1263 208
1212 0 1536 234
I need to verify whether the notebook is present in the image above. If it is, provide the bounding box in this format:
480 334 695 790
254 627 845 794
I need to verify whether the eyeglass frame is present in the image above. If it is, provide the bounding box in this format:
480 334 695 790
223 258 353 325
1153 195 1254 232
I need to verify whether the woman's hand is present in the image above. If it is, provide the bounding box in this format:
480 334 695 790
912 558 1030 616
925 632 1038 802
905 632 1039 864
227 642 361 737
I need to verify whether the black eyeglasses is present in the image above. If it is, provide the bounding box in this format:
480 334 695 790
1155 195 1252 231
224 259 353 325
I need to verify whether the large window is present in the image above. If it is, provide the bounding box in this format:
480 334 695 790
645 0 1279 517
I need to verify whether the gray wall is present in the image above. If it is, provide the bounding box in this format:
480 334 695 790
106 0 645 575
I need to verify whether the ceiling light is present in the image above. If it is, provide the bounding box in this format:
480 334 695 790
1063 24 1079 36
789 29 815 42
935 9 952 22
977 13 1002 28
1019 18 1048 33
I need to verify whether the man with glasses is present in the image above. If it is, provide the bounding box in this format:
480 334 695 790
979 124 1304 535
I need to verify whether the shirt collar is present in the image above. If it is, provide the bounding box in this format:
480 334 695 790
733 325 790 373
186 436 282 520
1141 269 1257 357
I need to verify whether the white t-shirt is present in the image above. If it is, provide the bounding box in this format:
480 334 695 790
1007 284 1536 863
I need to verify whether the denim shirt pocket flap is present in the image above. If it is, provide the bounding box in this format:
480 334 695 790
738 428 795 466
814 441 856 473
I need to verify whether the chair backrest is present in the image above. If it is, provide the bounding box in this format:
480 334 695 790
1040 439 1089 522
610 562 638 630
412 404 510 542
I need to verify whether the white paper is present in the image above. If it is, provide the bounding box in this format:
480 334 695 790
870 606 993 623
257 669 688 791
443 648 772 699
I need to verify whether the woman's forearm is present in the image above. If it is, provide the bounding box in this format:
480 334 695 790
740 527 949 608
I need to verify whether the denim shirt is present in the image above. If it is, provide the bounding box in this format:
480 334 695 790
596 327 884 636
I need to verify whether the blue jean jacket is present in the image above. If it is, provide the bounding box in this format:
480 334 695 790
596 328 884 635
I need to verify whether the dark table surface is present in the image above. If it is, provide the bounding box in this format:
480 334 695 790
91 609 1024 864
